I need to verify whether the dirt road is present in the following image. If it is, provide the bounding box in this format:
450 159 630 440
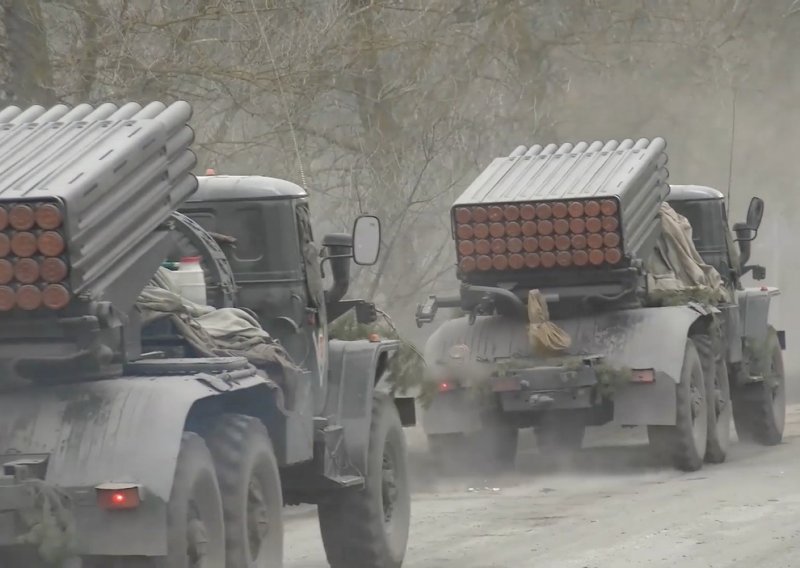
285 405 800 568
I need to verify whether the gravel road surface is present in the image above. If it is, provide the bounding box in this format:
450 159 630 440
285 404 800 568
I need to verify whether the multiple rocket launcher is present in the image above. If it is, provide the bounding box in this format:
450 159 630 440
0 102 197 317
451 138 669 283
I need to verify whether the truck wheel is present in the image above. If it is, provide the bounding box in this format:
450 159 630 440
647 339 708 472
158 432 226 568
694 334 732 464
207 414 283 568
318 394 410 568
732 328 786 445
535 415 585 456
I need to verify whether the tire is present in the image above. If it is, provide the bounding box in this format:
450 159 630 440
318 394 410 568
693 334 732 464
535 414 586 456
648 339 708 472
157 432 226 568
732 327 786 445
207 414 284 568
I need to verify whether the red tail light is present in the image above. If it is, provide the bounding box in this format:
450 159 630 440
96 485 142 510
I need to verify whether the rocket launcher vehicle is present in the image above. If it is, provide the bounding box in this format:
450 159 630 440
451 138 669 287
0 101 197 382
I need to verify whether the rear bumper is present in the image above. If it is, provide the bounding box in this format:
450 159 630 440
421 362 678 434
493 364 597 412
421 364 599 435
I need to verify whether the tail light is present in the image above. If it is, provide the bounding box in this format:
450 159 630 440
0 200 71 312
454 197 623 273
96 484 142 510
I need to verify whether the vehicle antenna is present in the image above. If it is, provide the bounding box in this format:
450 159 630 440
725 88 737 214
250 0 308 190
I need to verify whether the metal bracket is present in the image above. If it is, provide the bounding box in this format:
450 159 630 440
415 295 439 327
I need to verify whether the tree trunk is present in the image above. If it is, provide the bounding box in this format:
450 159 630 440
3 0 55 105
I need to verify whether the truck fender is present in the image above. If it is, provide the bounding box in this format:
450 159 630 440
0 370 279 556
325 338 406 477
737 287 780 345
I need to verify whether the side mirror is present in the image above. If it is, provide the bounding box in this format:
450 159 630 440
746 196 764 231
352 215 381 266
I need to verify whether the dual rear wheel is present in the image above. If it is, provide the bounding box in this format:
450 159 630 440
128 395 409 568
144 417 283 568
649 331 785 472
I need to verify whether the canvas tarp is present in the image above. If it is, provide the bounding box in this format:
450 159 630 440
527 202 729 352
644 203 730 304
136 268 298 370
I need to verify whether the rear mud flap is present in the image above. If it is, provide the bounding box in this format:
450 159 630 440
612 371 677 426
421 391 483 435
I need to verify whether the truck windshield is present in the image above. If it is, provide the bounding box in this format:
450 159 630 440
667 199 727 253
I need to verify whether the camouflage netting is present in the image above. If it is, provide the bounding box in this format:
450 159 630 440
328 310 426 397
16 480 77 566
644 203 729 306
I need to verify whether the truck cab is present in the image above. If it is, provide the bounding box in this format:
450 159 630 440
177 174 383 415
178 175 329 404
666 184 765 286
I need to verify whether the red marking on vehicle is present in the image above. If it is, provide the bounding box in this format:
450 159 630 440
492 377 522 392
631 369 655 383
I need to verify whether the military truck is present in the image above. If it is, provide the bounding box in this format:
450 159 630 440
0 102 413 567
416 138 785 472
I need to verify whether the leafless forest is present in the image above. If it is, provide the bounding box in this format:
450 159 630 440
3 0 798 373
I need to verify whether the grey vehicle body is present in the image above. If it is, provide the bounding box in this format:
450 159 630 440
0 104 413 564
419 185 781 437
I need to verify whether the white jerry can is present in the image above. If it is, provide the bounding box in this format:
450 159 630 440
172 256 207 306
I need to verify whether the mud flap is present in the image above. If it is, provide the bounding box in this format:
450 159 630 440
420 390 483 435
612 372 678 426
325 339 400 477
